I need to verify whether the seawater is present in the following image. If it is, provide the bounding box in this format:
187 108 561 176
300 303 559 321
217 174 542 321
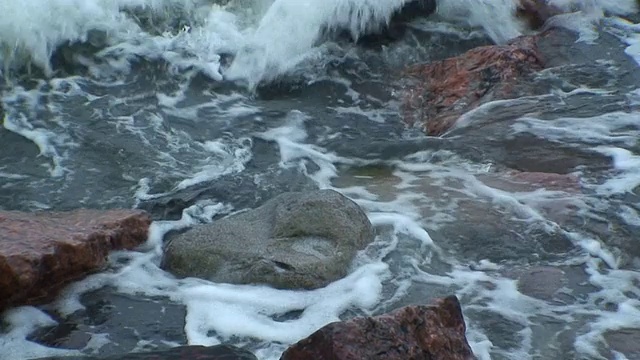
1 0 640 359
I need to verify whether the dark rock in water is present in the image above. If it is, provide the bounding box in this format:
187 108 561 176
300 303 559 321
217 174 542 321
162 189 374 289
402 35 544 136
0 209 151 312
356 0 437 46
28 288 187 355
516 0 563 30
511 266 567 300
393 0 437 23
280 295 476 360
33 344 258 360
327 0 437 47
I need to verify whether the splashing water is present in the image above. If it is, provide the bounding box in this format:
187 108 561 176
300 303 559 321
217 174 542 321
1 0 638 84
2 0 640 360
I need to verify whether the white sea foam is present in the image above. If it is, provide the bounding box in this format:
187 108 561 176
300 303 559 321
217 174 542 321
174 137 253 190
0 198 391 359
512 111 640 197
436 0 523 43
606 16 640 66
3 1 640 359
225 0 414 85
593 147 640 196
3 111 640 359
0 307 78 360
512 112 640 147
2 0 638 85
0 0 243 80
2 85 77 177
0 0 197 76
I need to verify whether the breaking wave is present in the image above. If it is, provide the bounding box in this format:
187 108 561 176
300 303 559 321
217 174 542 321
1 0 638 86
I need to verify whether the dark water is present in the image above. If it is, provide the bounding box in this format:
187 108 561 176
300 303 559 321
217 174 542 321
2 5 640 360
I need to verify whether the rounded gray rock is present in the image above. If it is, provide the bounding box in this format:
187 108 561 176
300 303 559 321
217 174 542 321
162 189 374 289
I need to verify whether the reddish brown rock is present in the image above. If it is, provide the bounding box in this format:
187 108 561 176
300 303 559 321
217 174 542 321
281 295 476 360
402 35 544 136
0 209 151 312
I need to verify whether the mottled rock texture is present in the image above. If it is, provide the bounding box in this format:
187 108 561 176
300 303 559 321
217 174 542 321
281 295 476 360
163 189 374 290
0 209 151 312
402 35 544 136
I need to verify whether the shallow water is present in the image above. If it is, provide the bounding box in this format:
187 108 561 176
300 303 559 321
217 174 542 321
2 0 640 359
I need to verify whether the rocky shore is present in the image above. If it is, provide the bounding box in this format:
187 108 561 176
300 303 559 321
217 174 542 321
2 0 640 359
30 296 474 360
0 209 151 312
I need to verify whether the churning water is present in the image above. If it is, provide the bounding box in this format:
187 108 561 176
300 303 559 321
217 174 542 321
1 0 640 359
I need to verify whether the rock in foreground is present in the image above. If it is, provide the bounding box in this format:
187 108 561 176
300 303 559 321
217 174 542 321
34 344 257 360
0 209 151 312
162 189 374 289
281 295 476 360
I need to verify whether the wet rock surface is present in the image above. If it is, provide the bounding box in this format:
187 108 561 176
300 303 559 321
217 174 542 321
402 34 545 136
281 295 475 360
401 23 640 137
28 288 187 354
0 209 151 312
162 189 374 289
34 344 258 360
513 266 567 301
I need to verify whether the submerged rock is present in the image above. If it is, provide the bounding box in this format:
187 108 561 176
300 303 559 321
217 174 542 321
355 0 437 46
0 209 151 312
516 0 563 29
512 266 567 301
28 288 187 354
280 295 476 360
162 189 374 289
402 34 544 136
34 344 258 360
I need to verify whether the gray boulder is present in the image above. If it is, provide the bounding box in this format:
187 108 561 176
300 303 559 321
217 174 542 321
161 189 374 289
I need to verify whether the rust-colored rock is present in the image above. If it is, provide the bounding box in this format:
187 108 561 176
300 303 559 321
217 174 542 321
281 295 476 360
402 35 544 136
0 209 151 312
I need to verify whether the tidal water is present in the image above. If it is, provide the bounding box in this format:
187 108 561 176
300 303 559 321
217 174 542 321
1 1 640 359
